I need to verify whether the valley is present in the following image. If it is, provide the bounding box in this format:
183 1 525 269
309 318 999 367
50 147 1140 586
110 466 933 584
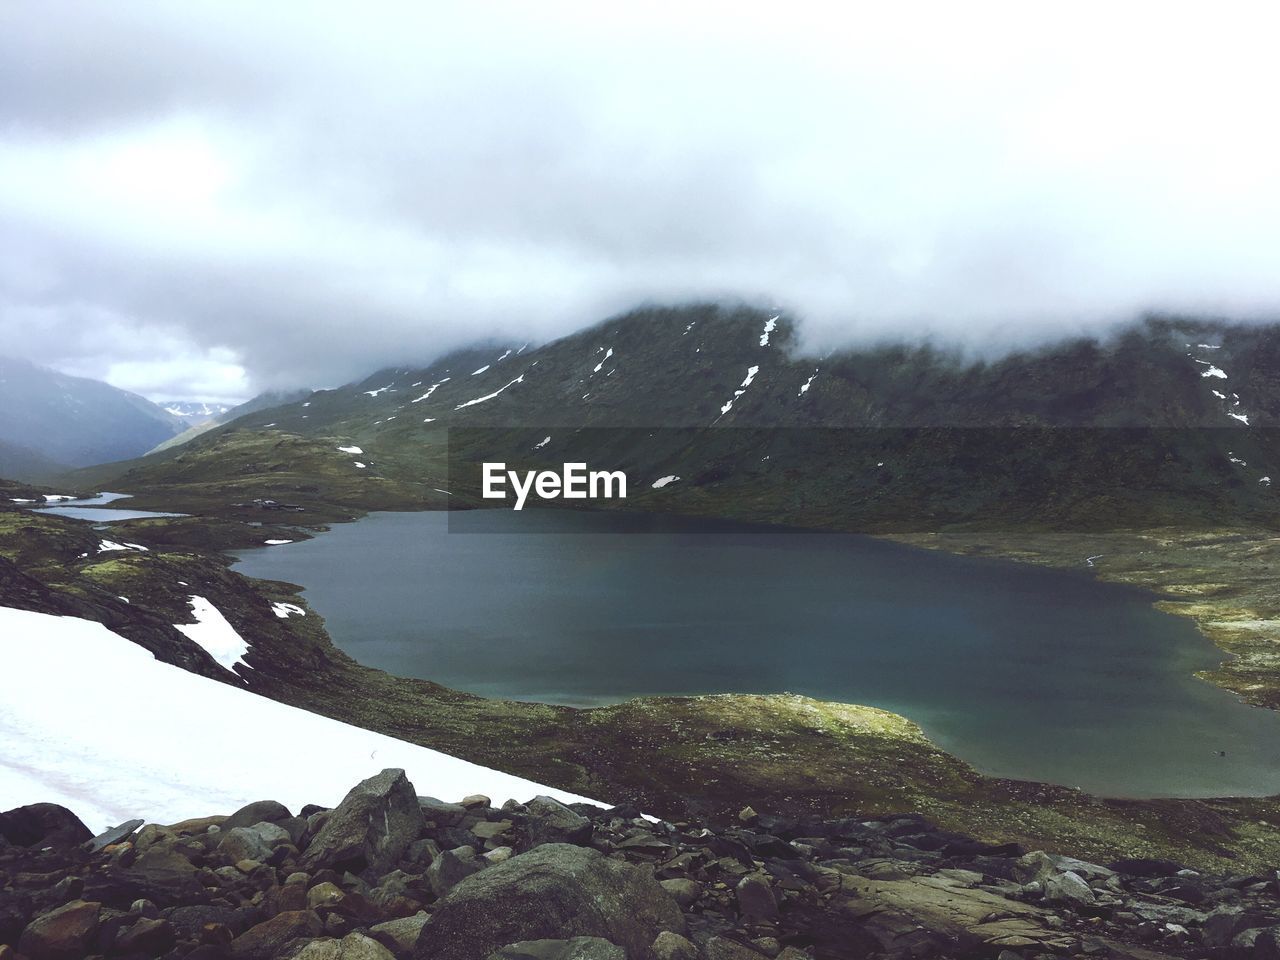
6 308 1280 879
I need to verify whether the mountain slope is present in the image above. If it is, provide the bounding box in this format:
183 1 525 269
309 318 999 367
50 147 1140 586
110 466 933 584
97 305 1280 532
0 357 184 472
147 389 311 455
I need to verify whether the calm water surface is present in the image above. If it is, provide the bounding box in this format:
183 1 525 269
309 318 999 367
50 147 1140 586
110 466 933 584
32 492 187 522
232 509 1280 798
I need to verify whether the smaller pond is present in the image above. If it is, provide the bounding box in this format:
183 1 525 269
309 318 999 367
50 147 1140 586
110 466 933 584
30 492 187 522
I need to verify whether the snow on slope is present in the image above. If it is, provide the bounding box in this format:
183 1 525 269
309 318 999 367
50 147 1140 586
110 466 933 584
0 606 596 830
173 596 250 674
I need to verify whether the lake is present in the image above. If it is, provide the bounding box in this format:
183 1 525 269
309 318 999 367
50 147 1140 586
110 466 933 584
31 492 188 522
232 509 1280 798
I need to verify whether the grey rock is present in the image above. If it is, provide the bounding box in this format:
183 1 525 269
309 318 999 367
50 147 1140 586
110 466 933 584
736 873 779 920
301 769 425 876
419 798 468 826
427 845 483 898
704 937 768 960
1043 870 1095 907
219 822 292 863
223 800 293 832
17 900 101 960
1202 905 1247 948
651 931 698 960
415 843 685 960
659 878 702 908
370 912 430 953
84 818 144 852
229 909 323 960
291 931 396 959
487 938 625 960
525 796 593 846
1255 926 1280 960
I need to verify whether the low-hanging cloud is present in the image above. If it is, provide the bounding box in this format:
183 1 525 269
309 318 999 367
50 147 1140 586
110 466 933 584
3 1 1280 401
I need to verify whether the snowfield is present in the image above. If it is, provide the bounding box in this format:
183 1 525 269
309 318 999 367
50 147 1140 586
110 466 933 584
0 606 597 831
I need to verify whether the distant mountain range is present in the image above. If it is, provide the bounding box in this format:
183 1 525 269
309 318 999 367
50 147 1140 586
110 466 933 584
0 357 187 479
81 304 1280 532
157 400 234 428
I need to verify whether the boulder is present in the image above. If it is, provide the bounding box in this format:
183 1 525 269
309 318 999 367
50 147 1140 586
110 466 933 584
1043 871 1096 907
223 800 293 831
291 931 397 959
488 938 625 960
0 803 91 848
659 879 701 908
415 843 685 960
525 796 592 846
84 818 144 853
302 769 425 876
651 932 698 960
735 873 779 920
370 912 430 953
229 909 323 960
17 900 101 960
220 822 293 863
427 845 483 898
113 916 176 955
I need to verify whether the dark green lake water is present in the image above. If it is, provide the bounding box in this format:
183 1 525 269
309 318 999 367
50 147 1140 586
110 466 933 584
232 509 1280 798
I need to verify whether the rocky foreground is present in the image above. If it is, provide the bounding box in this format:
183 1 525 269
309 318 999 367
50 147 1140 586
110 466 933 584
3 771 1280 960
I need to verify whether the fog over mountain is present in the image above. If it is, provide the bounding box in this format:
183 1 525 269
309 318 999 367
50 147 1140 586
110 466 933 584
3 2 1279 401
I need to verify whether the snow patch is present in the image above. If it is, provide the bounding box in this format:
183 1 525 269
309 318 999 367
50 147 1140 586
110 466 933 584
1228 413 1250 425
353 461 367 468
337 445 363 454
471 365 490 376
264 539 293 545
759 316 778 346
652 476 680 489
411 379 450 402
718 365 760 417
534 436 551 450
271 602 305 619
798 371 817 397
173 596 250 674
97 540 148 553
455 374 524 410
0 606 597 829
362 385 393 397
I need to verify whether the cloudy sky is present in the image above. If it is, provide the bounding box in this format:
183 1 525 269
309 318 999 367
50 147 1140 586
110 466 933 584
3 2 1280 402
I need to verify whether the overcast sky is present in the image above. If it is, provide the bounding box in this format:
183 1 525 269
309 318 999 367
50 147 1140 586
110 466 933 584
3 2 1280 402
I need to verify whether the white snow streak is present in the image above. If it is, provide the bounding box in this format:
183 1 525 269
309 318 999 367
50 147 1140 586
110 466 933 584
759 316 778 346
455 374 524 410
718 365 760 417
337 445 363 454
411 379 450 403
652 476 680 489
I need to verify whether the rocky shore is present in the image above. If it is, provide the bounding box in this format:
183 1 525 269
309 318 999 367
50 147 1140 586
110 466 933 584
3 770 1280 960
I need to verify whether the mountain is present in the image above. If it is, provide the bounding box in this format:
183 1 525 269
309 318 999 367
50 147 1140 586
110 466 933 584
156 400 234 429
96 304 1280 532
147 389 312 455
0 356 185 477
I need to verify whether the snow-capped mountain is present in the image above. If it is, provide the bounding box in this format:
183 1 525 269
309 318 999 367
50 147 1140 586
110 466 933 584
157 400 234 428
